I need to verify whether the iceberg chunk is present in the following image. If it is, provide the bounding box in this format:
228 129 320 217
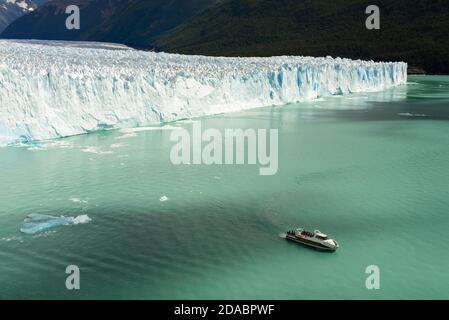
20 213 92 234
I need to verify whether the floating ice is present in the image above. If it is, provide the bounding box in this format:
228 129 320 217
20 213 92 234
80 146 114 154
398 112 427 117
0 40 407 146
110 143 125 148
69 197 88 204
1 236 23 243
119 125 180 133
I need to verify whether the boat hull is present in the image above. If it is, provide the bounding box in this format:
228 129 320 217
285 234 338 252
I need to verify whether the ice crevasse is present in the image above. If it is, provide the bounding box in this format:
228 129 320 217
0 40 408 145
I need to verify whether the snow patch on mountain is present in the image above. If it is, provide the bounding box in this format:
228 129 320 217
0 0 39 32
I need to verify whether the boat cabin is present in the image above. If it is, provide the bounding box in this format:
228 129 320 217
314 230 328 240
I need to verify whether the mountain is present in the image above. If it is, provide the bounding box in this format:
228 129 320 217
0 0 219 46
2 0 449 73
154 0 449 74
81 0 221 47
1 0 120 40
0 0 45 32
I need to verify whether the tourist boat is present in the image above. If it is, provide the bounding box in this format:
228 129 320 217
282 228 339 251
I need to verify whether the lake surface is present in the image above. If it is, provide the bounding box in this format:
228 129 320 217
1 75 448 299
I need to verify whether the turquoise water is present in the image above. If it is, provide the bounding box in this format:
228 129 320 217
1 76 449 299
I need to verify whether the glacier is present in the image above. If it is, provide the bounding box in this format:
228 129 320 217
0 40 407 146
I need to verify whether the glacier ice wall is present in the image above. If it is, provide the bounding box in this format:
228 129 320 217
0 40 407 145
